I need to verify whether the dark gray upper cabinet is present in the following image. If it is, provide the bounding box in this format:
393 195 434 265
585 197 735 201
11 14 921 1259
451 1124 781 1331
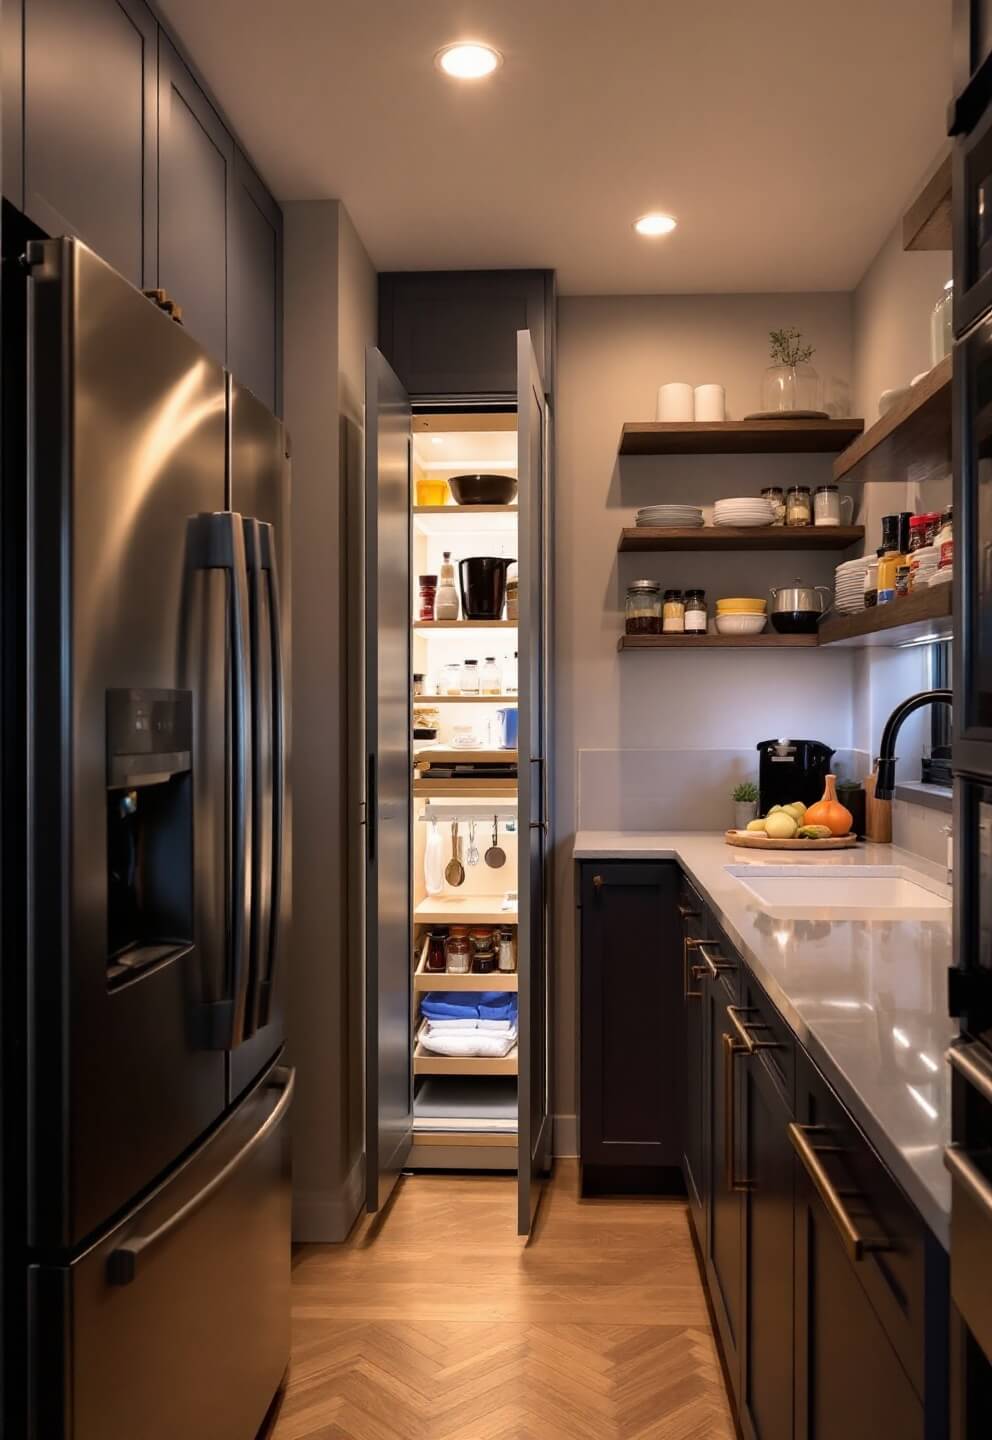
378 269 555 401
2 0 24 209
19 0 157 288
229 148 283 415
158 33 231 365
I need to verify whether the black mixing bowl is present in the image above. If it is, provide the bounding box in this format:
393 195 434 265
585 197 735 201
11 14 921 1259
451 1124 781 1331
448 474 518 506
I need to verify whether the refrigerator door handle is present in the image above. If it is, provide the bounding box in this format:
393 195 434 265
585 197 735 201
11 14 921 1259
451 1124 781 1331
186 512 253 1049
106 1066 294 1285
258 521 285 1029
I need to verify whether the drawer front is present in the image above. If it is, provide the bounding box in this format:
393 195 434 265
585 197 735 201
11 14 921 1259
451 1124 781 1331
29 1063 292 1440
740 969 796 1110
794 1052 929 1399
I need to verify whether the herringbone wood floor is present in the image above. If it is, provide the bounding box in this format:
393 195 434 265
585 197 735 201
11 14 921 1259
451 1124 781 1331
269 1162 734 1440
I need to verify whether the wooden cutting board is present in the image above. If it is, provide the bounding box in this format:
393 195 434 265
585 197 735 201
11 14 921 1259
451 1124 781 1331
725 830 859 851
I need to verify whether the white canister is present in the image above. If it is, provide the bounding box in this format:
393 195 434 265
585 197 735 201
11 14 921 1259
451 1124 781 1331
656 382 694 422
693 383 725 422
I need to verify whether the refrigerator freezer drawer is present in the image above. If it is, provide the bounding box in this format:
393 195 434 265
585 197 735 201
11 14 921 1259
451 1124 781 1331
28 1061 293 1440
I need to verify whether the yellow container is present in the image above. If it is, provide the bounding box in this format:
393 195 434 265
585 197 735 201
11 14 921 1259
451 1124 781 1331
415 478 449 507
715 597 767 614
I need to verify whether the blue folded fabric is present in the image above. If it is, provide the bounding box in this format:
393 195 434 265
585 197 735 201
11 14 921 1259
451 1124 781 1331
421 991 518 1021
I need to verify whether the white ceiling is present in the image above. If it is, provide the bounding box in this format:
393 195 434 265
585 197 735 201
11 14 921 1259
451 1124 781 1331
157 0 952 295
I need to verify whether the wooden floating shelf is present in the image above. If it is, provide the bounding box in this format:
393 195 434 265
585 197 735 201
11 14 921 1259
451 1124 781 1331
818 585 952 648
417 693 518 704
413 779 518 798
618 418 864 457
416 747 518 764
833 354 951 486
413 1042 518 1077
903 154 952 252
618 633 818 650
618 525 864 553
413 505 518 516
415 620 517 630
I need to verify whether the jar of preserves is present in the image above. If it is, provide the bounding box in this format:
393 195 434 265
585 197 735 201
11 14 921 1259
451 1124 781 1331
663 589 685 633
412 672 426 697
444 929 471 974
908 516 927 553
786 485 812 526
684 589 707 635
470 928 497 974
497 928 517 973
625 580 661 635
418 575 437 621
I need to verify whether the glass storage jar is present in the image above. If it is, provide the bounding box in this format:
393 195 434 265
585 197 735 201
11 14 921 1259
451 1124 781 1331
503 651 518 693
480 657 501 694
441 663 462 696
663 589 685 633
684 589 707 635
786 486 812 526
470 928 497 974
460 659 480 694
761 487 786 526
444 929 471 974
625 580 661 635
424 928 448 973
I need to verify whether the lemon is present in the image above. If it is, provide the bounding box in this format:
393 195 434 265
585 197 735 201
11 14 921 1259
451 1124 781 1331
765 812 798 839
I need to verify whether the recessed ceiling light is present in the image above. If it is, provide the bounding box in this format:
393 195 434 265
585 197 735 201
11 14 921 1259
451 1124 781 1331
435 42 502 79
634 212 677 238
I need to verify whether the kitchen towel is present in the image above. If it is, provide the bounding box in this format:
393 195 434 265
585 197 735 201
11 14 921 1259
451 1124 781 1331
421 991 515 1021
420 1028 517 1058
656 382 693 422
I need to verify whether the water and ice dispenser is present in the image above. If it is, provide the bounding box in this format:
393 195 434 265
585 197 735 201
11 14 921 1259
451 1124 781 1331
106 688 193 984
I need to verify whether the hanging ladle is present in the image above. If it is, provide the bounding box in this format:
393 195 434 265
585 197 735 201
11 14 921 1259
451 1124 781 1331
484 814 506 869
445 820 465 887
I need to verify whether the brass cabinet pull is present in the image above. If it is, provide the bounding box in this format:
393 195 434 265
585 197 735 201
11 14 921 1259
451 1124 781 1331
592 874 604 890
690 939 734 980
948 1041 992 1107
723 1033 750 1192
726 1004 782 1054
788 1123 889 1263
683 939 704 999
944 1144 992 1223
678 903 701 920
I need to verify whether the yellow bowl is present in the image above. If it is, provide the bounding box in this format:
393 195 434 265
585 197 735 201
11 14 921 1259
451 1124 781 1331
716 597 767 614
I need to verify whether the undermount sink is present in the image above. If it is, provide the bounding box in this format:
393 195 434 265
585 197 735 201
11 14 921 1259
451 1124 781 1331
725 864 951 918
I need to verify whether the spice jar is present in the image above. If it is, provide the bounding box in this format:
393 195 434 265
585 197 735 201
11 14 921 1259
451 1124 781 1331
441 663 462 696
936 506 954 569
786 486 812 526
684 589 707 635
497 928 517 973
923 511 942 546
444 928 471 974
460 659 480 694
625 580 661 635
895 563 912 598
470 928 497 974
412 673 426 697
425 928 448 974
761 487 786 526
480 657 501 694
908 516 928 553
418 575 437 621
435 550 460 620
663 589 685 633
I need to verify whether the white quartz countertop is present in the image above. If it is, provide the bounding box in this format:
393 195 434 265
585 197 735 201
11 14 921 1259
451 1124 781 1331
573 831 955 1246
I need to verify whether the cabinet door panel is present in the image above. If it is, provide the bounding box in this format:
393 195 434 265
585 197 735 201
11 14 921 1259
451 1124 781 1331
22 0 157 286
680 880 707 1237
158 35 231 364
579 862 683 1176
229 149 282 414
3 0 24 209
704 952 743 1389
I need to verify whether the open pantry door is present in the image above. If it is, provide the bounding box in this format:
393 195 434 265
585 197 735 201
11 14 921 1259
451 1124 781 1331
365 347 413 1213
517 330 552 1236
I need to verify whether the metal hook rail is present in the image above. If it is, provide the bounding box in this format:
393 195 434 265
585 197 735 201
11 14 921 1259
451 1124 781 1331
416 803 517 823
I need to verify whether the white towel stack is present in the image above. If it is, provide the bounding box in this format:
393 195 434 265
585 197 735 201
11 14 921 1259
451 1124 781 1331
419 1021 518 1058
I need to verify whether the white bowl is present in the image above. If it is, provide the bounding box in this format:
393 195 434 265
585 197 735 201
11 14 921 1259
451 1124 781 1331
714 613 767 636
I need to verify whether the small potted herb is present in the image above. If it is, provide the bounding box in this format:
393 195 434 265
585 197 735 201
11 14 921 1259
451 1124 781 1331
762 327 822 414
732 781 759 830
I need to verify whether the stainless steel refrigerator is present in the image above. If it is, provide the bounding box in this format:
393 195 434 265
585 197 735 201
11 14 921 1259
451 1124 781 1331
1 236 292 1438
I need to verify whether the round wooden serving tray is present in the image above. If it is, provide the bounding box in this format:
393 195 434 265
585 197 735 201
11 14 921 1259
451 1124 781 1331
724 829 858 851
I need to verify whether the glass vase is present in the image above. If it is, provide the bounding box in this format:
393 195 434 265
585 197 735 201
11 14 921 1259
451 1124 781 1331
761 363 822 414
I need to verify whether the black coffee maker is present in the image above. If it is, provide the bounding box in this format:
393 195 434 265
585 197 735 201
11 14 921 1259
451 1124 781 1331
757 738 835 814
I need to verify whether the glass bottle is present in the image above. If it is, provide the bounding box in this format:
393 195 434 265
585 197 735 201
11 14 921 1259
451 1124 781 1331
424 928 448 973
460 659 480 694
625 580 661 635
480 657 501 694
662 589 685 633
435 550 460 620
417 575 437 621
503 652 518 694
684 589 707 635
497 928 517 973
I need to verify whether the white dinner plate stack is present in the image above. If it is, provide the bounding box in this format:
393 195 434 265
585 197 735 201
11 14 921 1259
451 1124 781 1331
635 504 704 528
834 556 870 613
712 497 774 528
928 563 953 588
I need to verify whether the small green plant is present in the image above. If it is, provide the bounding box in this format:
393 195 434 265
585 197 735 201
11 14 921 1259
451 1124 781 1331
732 781 758 802
769 327 815 367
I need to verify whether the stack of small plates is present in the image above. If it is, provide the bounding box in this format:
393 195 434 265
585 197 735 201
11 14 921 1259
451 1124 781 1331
834 556 870 614
928 564 953 588
911 545 940 588
635 504 704 528
712 497 774 528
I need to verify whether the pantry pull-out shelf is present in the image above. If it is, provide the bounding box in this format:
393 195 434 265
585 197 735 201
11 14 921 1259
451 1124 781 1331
414 947 517 991
413 1040 519 1076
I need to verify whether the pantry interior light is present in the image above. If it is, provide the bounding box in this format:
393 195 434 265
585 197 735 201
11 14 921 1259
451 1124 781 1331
435 42 502 79
634 212 677 238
